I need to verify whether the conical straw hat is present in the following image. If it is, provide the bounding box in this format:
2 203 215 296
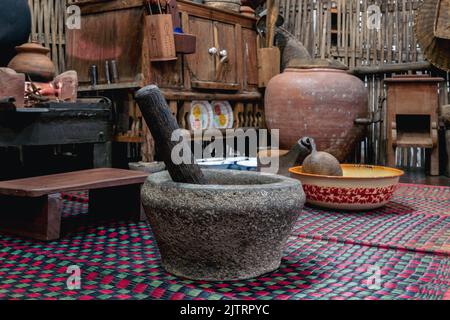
414 0 450 71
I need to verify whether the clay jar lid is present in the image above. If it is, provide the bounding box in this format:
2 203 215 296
8 42 56 82
15 42 51 54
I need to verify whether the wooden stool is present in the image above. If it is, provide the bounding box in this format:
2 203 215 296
0 168 149 241
385 75 444 176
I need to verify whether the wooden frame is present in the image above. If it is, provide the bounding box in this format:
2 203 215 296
385 76 444 176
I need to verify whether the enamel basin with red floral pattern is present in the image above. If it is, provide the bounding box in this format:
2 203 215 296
289 164 404 210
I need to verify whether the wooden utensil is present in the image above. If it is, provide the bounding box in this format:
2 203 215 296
257 46 280 87
145 0 177 62
135 85 206 184
257 0 280 88
265 0 279 48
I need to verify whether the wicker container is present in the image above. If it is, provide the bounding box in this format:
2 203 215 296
204 0 241 12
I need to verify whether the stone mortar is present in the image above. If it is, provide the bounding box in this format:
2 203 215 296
141 169 305 281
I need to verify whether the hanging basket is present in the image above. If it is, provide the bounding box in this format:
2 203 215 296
414 0 450 72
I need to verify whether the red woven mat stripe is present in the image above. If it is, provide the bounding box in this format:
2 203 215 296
1 224 449 300
294 183 450 256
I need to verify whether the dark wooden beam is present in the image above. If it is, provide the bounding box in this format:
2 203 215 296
350 61 431 75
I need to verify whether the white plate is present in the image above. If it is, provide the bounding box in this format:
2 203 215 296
211 101 234 129
189 101 213 130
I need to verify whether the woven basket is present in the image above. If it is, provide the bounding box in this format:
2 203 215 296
414 0 450 71
204 0 241 12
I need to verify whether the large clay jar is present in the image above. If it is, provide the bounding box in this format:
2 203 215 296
8 42 55 81
265 66 367 162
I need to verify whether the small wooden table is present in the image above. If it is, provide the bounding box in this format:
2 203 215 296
0 168 149 241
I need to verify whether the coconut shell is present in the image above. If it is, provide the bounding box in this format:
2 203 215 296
301 138 343 176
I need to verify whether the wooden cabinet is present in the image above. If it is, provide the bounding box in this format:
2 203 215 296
186 18 239 90
242 28 258 86
178 2 257 93
66 0 262 160
68 0 260 98
185 16 216 83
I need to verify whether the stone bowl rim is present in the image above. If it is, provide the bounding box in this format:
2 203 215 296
144 169 302 191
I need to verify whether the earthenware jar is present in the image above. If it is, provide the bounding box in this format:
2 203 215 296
8 42 56 81
264 66 368 162
141 169 305 281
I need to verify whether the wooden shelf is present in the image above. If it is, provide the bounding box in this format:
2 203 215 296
78 81 143 92
78 85 261 102
160 88 261 101
191 81 240 91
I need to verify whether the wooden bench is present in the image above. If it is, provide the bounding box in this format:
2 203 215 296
0 168 149 241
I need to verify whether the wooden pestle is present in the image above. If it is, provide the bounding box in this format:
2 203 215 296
135 85 206 184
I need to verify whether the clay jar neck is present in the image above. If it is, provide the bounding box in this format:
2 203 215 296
283 67 349 74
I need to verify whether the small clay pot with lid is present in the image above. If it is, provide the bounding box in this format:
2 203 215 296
8 42 56 81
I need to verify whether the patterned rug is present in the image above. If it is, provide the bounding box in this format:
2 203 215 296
0 184 449 300
294 184 450 255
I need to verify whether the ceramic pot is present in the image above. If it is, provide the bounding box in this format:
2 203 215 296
8 42 56 81
141 169 305 280
265 67 368 161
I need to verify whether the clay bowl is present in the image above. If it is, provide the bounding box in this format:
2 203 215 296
289 164 404 210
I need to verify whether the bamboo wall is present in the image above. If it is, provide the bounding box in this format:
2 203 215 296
280 0 426 67
279 0 450 168
28 0 67 75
